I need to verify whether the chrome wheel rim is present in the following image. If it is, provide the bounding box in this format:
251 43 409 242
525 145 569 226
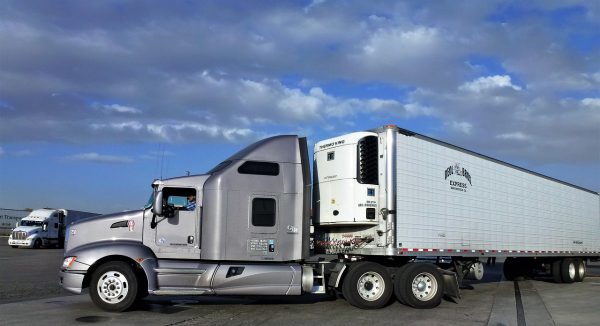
412 272 438 301
568 262 576 280
97 271 129 304
578 261 586 278
356 271 385 301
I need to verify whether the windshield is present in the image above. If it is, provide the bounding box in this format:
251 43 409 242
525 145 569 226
144 192 153 209
20 220 44 227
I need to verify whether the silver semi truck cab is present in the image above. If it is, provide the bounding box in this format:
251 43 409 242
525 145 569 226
60 135 314 312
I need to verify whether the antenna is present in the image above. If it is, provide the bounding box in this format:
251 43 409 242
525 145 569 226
160 144 165 180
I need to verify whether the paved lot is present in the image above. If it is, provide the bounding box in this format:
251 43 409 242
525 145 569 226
1 239 599 325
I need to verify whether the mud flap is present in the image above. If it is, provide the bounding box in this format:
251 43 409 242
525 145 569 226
439 269 460 303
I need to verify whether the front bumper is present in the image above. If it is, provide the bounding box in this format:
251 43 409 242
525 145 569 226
8 239 32 247
59 270 85 294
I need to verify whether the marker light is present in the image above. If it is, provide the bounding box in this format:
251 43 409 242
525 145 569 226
62 256 77 270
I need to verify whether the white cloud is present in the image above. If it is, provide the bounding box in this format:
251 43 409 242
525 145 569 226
496 132 530 141
91 121 144 131
446 121 473 135
66 152 133 164
459 75 522 93
97 104 142 114
581 98 600 109
146 122 254 142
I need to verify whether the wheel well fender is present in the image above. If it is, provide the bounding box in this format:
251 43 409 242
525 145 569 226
66 241 157 291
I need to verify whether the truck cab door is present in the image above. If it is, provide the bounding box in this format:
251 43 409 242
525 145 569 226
144 187 201 259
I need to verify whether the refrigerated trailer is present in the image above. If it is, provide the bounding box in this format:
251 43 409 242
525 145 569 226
59 125 600 312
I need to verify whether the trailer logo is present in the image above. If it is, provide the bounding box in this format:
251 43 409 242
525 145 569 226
444 163 472 192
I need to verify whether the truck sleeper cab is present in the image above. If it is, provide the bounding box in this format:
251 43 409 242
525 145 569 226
60 135 315 312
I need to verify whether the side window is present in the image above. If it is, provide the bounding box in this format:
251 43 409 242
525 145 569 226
163 187 197 211
238 161 279 176
252 198 276 227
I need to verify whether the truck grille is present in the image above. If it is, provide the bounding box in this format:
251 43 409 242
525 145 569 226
12 231 27 240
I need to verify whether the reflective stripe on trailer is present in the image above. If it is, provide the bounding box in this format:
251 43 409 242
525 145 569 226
398 248 599 255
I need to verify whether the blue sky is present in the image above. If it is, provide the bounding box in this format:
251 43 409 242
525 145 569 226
0 1 599 213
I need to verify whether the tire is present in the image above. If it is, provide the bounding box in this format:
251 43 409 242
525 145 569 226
574 259 586 282
560 258 577 283
551 260 563 283
32 239 42 249
89 261 139 312
393 264 412 305
397 263 444 309
11 245 18 248
341 261 393 309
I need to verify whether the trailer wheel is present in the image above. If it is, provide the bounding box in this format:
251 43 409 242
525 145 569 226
560 258 576 283
341 261 392 309
551 260 563 283
396 263 444 309
393 264 411 305
89 261 139 312
574 259 586 282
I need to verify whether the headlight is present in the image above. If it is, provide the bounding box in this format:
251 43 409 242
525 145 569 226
62 256 77 270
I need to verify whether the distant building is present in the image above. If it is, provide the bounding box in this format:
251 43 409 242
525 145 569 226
0 208 31 236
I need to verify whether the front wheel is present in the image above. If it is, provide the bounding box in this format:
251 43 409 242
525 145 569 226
32 239 42 249
11 245 18 248
341 261 393 309
89 261 139 312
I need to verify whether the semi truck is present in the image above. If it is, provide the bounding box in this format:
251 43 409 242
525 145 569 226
59 125 600 312
9 208 99 248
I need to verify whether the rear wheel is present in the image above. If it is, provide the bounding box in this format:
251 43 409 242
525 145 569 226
393 264 411 305
560 258 577 283
574 259 586 282
341 261 393 309
89 261 139 312
396 263 444 309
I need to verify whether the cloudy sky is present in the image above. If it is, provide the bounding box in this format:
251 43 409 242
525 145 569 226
0 1 599 213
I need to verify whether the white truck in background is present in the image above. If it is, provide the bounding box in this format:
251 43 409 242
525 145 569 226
59 125 599 312
9 208 98 249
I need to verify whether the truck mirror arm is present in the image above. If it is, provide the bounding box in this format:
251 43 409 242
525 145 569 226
150 213 157 229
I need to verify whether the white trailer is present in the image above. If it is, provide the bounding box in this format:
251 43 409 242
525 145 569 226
9 208 99 248
315 126 599 256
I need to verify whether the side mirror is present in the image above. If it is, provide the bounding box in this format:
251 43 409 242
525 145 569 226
153 190 164 216
16 222 19 228
42 222 48 232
